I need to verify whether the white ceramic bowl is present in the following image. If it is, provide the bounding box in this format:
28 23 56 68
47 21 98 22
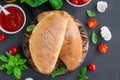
0 4 26 34
66 0 91 7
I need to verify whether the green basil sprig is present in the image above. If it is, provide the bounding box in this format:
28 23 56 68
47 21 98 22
51 67 67 78
91 31 98 44
20 0 63 10
87 10 96 17
0 52 28 79
20 0 48 7
78 67 88 80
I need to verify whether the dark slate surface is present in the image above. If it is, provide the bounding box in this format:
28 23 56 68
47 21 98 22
0 0 120 80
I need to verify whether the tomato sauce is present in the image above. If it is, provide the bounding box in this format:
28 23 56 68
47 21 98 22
0 6 24 32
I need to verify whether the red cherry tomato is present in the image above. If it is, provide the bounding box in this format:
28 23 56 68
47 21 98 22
88 63 96 71
71 0 80 5
82 0 89 3
9 46 18 55
87 18 98 29
0 34 6 42
98 43 108 54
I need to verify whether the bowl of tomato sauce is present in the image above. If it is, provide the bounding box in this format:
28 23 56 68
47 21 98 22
0 4 26 34
66 0 91 7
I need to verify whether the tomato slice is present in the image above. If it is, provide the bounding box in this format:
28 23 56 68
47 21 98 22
87 18 98 29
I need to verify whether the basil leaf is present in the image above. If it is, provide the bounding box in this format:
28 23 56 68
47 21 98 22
26 25 35 32
81 67 87 75
91 31 98 44
0 55 8 62
8 60 14 67
14 67 21 79
22 0 48 7
20 0 25 3
86 10 96 17
6 52 15 61
19 66 24 70
5 64 13 70
84 75 88 80
23 65 28 70
0 64 5 70
49 0 63 10
51 67 67 78
15 54 21 61
18 59 27 65
7 68 13 75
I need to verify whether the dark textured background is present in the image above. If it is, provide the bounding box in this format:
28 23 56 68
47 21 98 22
0 0 120 80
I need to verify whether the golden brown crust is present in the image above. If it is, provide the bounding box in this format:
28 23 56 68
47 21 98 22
59 17 83 71
25 11 88 75
29 11 71 74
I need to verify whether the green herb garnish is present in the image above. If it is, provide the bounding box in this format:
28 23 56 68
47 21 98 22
26 24 35 32
49 0 63 10
0 52 28 79
51 67 67 78
20 0 63 10
78 67 88 80
91 31 98 44
86 10 96 17
20 0 48 7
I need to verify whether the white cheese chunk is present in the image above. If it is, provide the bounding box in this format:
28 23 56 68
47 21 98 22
25 78 33 80
97 1 108 13
101 26 112 41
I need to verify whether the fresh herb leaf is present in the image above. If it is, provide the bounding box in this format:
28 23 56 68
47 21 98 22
0 52 28 79
91 31 98 44
20 0 25 3
20 0 48 7
51 67 67 78
26 25 35 32
15 54 21 61
81 66 87 75
49 0 63 10
6 52 15 61
8 60 14 67
5 63 13 70
0 64 5 70
7 68 13 75
14 67 21 79
78 66 88 80
23 65 28 70
0 55 8 62
86 10 96 17
18 59 27 65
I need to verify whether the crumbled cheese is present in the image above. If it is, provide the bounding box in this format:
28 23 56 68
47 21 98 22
101 26 112 41
25 78 33 80
97 1 108 13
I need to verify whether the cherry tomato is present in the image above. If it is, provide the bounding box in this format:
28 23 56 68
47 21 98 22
9 46 18 55
87 18 98 29
82 0 89 3
88 63 96 71
98 43 108 54
71 0 80 5
0 34 6 42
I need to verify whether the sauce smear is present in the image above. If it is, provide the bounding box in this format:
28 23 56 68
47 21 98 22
0 6 24 32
